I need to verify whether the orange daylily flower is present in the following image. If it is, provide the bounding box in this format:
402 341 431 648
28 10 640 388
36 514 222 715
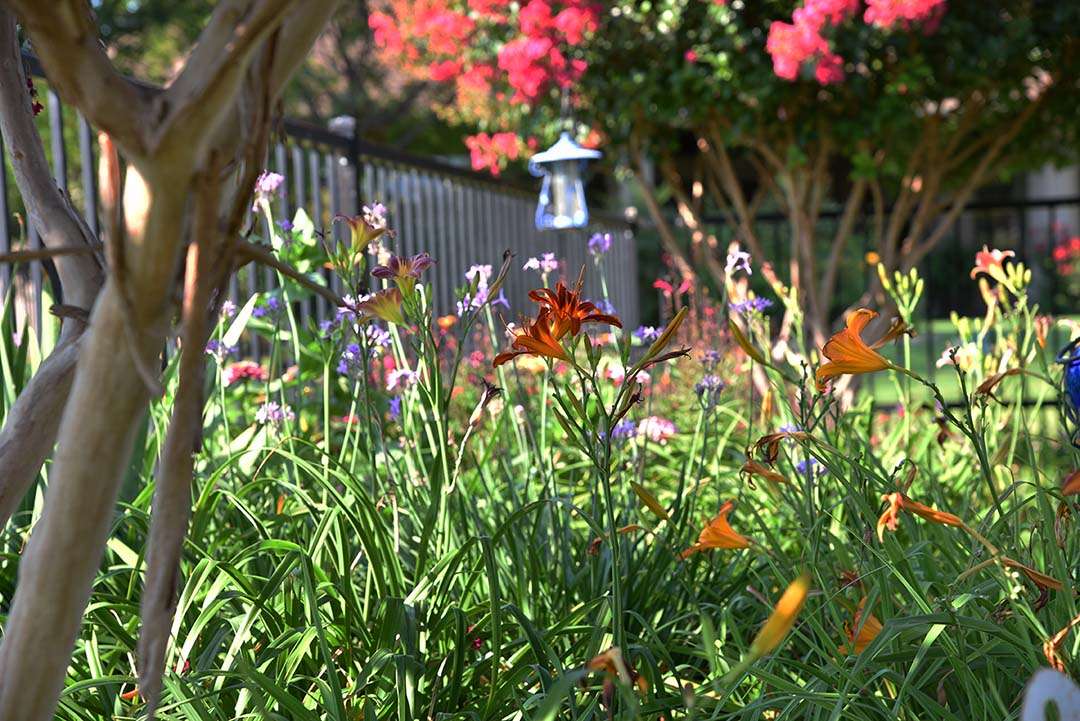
749 572 812 658
681 501 751 558
815 309 910 392
1063 469 1080 496
528 281 622 339
840 597 883 654
876 491 964 542
493 310 568 367
970 245 1014 284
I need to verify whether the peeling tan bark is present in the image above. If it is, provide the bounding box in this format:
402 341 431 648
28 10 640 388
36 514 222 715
139 198 218 718
0 282 158 719
0 8 103 527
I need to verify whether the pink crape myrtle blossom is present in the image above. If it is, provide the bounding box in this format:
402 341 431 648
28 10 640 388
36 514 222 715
767 0 944 84
465 132 522 174
369 1 600 174
864 0 946 29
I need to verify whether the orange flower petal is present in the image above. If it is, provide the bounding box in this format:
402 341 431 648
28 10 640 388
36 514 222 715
901 496 964 529
749 572 812 658
815 309 897 392
529 281 622 340
681 501 751 558
1063 469 1080 497
841 597 883 655
877 492 962 541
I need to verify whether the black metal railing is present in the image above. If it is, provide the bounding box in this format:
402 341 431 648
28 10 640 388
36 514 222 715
1 58 640 351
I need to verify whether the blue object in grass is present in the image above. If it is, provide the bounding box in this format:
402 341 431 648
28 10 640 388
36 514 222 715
1057 337 1080 444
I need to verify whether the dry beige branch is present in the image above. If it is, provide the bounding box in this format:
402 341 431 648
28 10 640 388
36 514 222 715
0 245 99 263
819 177 867 319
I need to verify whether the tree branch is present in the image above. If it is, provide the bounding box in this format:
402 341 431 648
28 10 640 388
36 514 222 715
235 240 346 308
627 138 694 281
138 169 222 720
819 177 867 319
0 7 104 530
701 126 766 261
905 97 1045 269
158 0 296 157
659 158 726 287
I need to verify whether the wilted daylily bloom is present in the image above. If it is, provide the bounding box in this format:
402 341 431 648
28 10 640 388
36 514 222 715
970 245 1015 285
334 202 388 255
466 379 502 431
493 310 568 367
681 501 751 558
840 597 883 655
372 252 435 295
741 459 789 486
586 646 648 707
1003 557 1064 592
975 367 1031 400
356 288 406 326
748 572 812 659
815 309 911 392
752 430 812 464
876 491 964 542
528 281 622 339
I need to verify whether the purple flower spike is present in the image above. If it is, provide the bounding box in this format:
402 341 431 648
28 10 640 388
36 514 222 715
588 232 613 256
